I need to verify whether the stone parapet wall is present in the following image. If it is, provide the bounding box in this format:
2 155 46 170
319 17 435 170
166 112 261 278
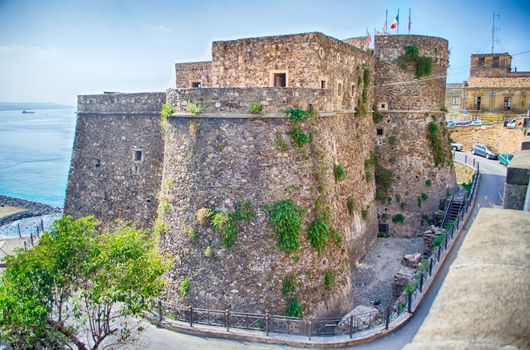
64 93 166 228
166 87 334 114
503 149 530 210
77 92 166 113
159 111 377 318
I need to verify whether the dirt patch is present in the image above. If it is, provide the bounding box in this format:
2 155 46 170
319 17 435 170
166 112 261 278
351 237 424 308
450 123 524 154
455 163 475 184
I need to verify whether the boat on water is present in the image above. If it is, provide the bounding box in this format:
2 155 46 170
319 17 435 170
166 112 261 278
21 110 35 114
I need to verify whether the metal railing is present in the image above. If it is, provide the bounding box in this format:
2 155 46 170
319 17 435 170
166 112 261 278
151 153 481 342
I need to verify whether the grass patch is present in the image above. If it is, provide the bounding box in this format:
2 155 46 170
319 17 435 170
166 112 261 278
206 201 254 249
284 298 303 317
425 179 433 187
187 102 203 115
332 229 342 244
427 121 447 167
347 197 356 215
250 103 262 114
290 127 312 148
373 111 384 123
179 278 190 295
392 214 405 223
307 213 330 254
397 45 433 78
324 270 334 290
204 246 214 258
282 274 297 296
361 208 369 220
275 138 289 152
433 233 446 247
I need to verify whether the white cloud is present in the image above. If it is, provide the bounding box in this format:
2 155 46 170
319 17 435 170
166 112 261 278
0 44 59 60
150 26 174 33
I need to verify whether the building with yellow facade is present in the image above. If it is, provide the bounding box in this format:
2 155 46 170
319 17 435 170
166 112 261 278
446 52 530 122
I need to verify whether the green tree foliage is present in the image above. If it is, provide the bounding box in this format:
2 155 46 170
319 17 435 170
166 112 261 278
0 216 169 350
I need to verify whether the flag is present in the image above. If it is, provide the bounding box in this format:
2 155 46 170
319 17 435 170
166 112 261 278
390 13 399 30
408 8 411 34
376 31 383 35
366 29 372 44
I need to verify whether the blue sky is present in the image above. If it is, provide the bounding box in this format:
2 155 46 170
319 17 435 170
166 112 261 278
0 0 529 105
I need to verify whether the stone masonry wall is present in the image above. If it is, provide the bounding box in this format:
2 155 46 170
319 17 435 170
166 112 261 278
159 111 377 318
64 93 165 228
374 35 456 236
208 32 372 111
175 61 212 88
166 87 333 114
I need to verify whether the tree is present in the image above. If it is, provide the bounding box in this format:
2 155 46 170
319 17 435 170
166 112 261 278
0 216 170 349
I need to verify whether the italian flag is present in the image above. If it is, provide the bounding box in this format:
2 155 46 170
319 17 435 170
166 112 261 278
390 14 399 29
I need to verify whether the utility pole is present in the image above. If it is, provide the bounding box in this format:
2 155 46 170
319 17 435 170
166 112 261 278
491 11 500 53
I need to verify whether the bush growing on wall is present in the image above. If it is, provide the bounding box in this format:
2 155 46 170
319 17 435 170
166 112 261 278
268 200 303 253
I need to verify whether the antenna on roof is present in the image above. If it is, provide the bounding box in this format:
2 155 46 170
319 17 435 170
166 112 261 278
491 11 500 53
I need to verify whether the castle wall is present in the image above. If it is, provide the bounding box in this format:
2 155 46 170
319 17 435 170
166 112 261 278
159 111 377 318
64 93 165 228
166 87 333 114
374 35 456 236
175 61 212 88
208 32 372 111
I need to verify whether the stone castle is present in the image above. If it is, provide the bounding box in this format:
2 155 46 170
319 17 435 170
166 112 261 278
65 32 455 318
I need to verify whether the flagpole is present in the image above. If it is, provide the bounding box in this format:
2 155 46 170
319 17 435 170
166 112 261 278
397 8 400 34
385 9 388 34
408 8 411 34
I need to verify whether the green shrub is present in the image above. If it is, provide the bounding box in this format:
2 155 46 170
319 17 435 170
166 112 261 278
404 280 416 294
375 163 393 203
397 45 433 78
373 111 384 123
290 127 312 148
208 210 238 249
427 121 447 167
275 138 289 152
433 233 446 247
347 197 356 215
187 102 203 115
282 274 297 296
377 232 388 238
446 220 456 232
250 103 262 114
285 108 315 123
160 103 175 119
392 214 405 223
334 164 346 182
381 213 388 222
179 278 190 295
233 200 254 221
425 179 433 187
307 214 330 253
361 208 369 220
462 182 472 196
362 68 371 103
420 192 429 201
417 196 422 208
332 229 342 244
324 270 334 290
187 226 198 241
268 200 303 252
400 202 406 210
204 246 214 258
416 56 433 78
284 298 303 317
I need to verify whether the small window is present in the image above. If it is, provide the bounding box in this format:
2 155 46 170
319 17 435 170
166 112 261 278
351 84 355 97
474 96 481 110
94 159 101 169
376 128 384 136
504 96 512 110
191 81 201 88
134 149 143 162
492 56 499 68
478 57 485 67
273 73 286 87
451 97 459 106
337 83 342 96
321 80 327 89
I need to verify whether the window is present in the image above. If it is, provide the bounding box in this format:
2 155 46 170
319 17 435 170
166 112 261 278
191 81 201 88
94 159 101 169
474 96 481 110
376 128 384 136
504 96 512 110
320 80 327 89
351 84 356 97
337 83 342 96
492 56 499 68
478 57 485 67
451 97 459 106
273 73 286 87
134 149 143 162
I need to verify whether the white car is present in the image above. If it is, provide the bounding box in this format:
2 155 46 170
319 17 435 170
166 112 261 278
451 142 463 151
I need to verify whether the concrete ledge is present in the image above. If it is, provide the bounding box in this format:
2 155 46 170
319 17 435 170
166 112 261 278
404 208 530 350
521 136 530 151
506 150 530 185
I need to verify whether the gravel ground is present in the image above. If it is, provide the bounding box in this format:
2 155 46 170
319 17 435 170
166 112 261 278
351 237 424 308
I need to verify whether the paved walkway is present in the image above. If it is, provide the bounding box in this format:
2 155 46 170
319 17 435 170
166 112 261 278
132 153 506 350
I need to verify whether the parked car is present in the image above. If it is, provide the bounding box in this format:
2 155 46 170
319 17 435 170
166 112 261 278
451 142 463 151
471 144 499 159
498 153 513 166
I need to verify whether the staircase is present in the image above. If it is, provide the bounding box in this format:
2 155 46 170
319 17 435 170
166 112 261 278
443 199 464 229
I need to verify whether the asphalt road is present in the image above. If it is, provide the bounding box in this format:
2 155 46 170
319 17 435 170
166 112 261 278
133 152 507 350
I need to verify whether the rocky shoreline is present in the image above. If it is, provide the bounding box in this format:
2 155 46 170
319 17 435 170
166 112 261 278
0 195 62 226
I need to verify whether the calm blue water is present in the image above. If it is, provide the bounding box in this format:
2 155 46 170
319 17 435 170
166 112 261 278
0 108 76 207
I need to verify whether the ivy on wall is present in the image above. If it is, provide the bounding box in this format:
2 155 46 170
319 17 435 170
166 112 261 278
397 45 433 78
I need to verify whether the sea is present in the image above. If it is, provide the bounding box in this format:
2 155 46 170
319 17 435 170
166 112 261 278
0 107 76 208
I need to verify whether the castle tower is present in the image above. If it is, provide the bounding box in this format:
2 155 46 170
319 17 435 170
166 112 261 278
373 35 456 236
